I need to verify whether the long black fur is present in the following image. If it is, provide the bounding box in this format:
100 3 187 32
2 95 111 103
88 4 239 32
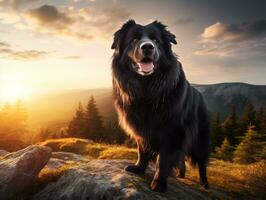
111 20 210 192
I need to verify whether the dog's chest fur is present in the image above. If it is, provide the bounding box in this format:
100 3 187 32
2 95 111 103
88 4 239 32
115 84 180 139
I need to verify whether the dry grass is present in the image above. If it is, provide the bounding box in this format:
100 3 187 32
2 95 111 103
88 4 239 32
99 146 137 160
86 143 110 158
39 137 137 160
36 165 73 187
38 138 90 154
184 158 266 199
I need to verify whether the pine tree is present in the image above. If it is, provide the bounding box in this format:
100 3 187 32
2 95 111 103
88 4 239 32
222 105 240 146
85 96 104 141
68 102 86 137
240 102 258 133
211 112 224 149
215 137 234 161
233 124 265 164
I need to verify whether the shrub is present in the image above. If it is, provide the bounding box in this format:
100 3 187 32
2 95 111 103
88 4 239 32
215 138 234 161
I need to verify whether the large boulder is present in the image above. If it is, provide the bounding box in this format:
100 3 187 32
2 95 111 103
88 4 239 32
0 145 52 199
34 159 212 200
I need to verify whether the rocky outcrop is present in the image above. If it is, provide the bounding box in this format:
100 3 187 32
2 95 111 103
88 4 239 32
34 159 212 200
0 146 233 200
0 145 52 199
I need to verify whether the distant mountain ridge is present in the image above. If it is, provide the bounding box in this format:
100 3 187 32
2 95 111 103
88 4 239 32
193 82 266 117
25 82 266 130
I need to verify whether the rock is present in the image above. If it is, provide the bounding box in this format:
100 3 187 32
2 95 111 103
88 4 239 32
0 145 52 199
52 151 87 162
0 149 9 157
45 152 89 170
34 159 212 200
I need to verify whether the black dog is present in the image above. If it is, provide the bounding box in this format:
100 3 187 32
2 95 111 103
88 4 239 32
111 20 210 192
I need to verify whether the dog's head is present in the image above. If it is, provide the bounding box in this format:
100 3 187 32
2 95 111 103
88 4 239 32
111 20 177 76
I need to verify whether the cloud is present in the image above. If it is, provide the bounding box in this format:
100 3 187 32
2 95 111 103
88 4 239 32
65 55 81 59
21 3 130 41
0 0 130 41
196 20 266 60
26 5 72 26
23 5 91 40
0 41 10 48
195 40 266 57
201 20 266 42
0 0 40 9
0 40 50 60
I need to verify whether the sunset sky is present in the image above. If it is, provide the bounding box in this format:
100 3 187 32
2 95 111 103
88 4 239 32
0 0 266 100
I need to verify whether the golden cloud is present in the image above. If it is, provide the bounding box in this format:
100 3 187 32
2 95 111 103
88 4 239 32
22 4 130 41
201 20 266 42
0 40 50 60
196 20 266 58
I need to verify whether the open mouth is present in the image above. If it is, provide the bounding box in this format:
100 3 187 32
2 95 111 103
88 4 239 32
136 58 154 75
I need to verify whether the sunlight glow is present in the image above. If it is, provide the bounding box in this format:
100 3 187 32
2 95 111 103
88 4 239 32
0 81 31 103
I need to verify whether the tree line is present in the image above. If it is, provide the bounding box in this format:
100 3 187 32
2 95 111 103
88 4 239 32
0 97 265 163
0 101 27 151
66 96 127 144
211 102 266 164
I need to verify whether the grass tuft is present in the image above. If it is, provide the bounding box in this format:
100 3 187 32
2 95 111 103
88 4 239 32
39 137 137 160
99 146 137 160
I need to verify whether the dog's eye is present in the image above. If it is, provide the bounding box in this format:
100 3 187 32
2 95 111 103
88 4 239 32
151 38 158 42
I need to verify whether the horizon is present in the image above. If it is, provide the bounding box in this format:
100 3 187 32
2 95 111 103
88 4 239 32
1 81 266 106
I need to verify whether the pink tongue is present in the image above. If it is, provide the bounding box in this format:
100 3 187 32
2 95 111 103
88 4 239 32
137 62 154 72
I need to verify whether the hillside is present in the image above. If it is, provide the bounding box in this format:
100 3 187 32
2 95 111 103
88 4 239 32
25 82 266 130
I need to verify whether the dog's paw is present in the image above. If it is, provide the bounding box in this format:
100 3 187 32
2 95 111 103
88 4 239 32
150 179 168 193
124 165 144 174
200 181 209 189
177 173 185 179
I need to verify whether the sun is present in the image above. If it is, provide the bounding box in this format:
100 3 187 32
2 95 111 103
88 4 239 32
0 82 31 103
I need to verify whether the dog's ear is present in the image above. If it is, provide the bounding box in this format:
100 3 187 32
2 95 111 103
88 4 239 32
152 21 177 45
111 19 136 51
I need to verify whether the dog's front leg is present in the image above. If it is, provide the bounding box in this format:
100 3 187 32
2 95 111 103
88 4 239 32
150 146 182 192
125 141 151 174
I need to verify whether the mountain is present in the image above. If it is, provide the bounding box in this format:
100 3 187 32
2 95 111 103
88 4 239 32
194 82 266 117
25 83 266 130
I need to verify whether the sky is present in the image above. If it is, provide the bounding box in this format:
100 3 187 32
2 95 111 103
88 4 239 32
0 0 266 99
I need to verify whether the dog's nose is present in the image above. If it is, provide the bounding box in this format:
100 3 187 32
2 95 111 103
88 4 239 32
141 43 154 51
